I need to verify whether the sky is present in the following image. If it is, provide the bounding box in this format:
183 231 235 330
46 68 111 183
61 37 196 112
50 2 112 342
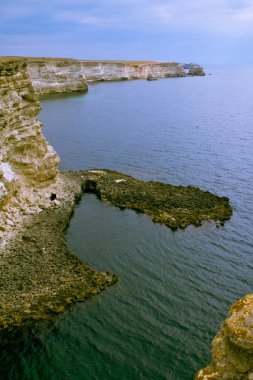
1 0 253 64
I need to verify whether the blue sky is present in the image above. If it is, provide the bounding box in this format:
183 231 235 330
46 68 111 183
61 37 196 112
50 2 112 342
1 0 253 63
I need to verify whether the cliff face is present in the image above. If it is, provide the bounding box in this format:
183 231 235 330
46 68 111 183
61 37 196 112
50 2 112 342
27 59 88 94
196 294 253 380
26 59 187 93
79 60 186 81
2 57 206 95
0 59 60 241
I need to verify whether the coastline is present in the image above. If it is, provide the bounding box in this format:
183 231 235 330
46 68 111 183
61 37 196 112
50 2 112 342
0 169 232 330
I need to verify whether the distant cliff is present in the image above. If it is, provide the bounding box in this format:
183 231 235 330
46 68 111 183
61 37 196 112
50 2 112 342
183 63 205 76
26 59 187 93
1 57 206 95
79 60 186 81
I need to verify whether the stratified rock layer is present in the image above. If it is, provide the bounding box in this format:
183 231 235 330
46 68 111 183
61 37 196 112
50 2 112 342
27 58 88 94
0 59 60 241
0 59 59 184
25 58 188 92
79 60 186 81
196 295 253 380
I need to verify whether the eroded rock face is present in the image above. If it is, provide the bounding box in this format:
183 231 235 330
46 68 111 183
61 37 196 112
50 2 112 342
0 59 60 241
27 58 88 94
196 294 253 380
79 60 186 81
26 59 187 90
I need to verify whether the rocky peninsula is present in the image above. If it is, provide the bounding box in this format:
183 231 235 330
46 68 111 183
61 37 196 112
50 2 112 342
2 57 248 380
0 167 232 329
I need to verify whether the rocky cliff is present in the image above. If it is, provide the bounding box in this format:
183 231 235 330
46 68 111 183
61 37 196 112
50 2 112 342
25 58 188 93
196 294 253 379
79 60 186 81
27 58 88 94
0 59 116 328
1 57 206 95
0 58 60 243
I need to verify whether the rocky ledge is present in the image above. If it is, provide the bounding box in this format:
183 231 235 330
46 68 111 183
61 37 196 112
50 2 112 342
196 295 253 380
0 171 117 330
80 169 232 229
0 168 232 330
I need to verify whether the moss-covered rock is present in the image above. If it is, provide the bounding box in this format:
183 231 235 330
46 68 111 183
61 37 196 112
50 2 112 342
0 169 232 330
80 169 232 230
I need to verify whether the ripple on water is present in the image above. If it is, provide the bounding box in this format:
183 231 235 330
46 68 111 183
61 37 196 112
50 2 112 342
2 66 253 380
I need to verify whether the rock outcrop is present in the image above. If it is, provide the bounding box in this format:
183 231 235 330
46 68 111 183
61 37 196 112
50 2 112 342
0 58 60 242
27 58 88 94
188 65 205 76
80 169 232 230
183 63 205 76
196 294 253 379
0 167 232 330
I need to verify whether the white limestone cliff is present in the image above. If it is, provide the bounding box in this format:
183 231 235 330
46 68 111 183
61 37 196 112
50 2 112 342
25 58 187 93
27 58 88 94
79 60 186 81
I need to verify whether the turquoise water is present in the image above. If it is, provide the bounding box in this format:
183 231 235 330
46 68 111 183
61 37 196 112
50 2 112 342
1 66 253 379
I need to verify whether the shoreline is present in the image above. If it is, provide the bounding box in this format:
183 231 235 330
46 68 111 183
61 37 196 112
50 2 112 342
0 169 232 330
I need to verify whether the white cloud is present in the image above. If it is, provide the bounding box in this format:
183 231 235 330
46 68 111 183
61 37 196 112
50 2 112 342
1 0 253 37
142 0 253 36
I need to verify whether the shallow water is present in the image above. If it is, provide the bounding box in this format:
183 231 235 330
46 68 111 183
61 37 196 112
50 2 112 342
2 66 253 379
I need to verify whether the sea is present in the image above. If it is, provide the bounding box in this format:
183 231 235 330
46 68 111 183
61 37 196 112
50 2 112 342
1 65 253 380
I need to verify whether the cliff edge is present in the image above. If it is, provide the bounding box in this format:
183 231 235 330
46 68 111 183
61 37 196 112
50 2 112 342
0 59 60 244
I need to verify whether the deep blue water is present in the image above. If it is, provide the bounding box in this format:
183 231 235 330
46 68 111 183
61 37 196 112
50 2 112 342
2 66 253 379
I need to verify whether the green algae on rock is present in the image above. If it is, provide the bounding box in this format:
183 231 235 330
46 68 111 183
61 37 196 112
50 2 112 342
80 169 232 230
0 169 232 330
0 172 117 330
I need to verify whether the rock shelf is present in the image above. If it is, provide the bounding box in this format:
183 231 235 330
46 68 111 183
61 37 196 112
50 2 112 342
0 169 232 330
0 172 116 330
81 169 232 230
